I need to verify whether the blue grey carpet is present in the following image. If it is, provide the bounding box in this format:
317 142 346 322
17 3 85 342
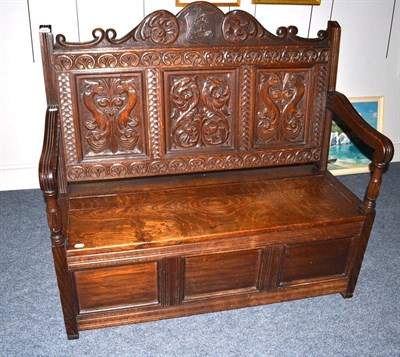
1 164 399 356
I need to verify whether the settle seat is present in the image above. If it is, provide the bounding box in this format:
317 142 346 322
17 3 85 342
39 2 394 339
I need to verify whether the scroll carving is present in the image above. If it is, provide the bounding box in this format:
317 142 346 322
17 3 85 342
54 4 328 50
135 10 179 45
169 74 232 150
80 77 142 154
256 71 307 145
222 11 263 43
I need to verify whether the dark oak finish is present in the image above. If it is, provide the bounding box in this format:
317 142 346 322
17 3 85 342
38 2 394 339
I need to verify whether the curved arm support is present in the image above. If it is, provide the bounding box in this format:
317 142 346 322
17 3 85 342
39 106 60 192
38 106 64 242
326 91 394 211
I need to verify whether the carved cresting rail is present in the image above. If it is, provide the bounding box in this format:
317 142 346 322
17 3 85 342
41 2 333 184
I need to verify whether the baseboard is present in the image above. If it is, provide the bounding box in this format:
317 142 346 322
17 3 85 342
0 163 39 191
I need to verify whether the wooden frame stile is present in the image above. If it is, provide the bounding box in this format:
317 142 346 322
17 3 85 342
39 26 79 339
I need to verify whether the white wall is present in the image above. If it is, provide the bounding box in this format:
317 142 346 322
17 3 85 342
1 0 399 190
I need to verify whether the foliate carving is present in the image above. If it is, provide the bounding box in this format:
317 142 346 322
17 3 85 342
147 69 162 158
54 55 73 71
67 166 86 180
65 148 321 181
75 54 95 69
169 74 232 150
256 71 307 145
222 11 262 44
89 165 106 179
110 164 129 177
135 10 179 45
80 77 142 154
53 47 330 71
120 53 140 67
58 73 78 164
98 54 118 68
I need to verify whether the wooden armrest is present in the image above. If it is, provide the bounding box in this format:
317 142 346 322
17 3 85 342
327 91 394 211
39 106 60 192
326 91 394 164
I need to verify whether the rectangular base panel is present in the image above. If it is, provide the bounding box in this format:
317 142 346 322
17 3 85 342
77 278 348 331
71 231 358 333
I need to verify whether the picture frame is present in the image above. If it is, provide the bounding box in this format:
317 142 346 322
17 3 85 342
252 0 321 5
176 0 240 6
328 96 384 175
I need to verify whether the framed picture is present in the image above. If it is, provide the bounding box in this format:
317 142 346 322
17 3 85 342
328 96 384 175
176 0 240 6
252 0 320 4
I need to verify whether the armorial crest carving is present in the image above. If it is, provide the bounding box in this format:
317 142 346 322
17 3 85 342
192 14 214 40
256 71 308 145
168 73 234 150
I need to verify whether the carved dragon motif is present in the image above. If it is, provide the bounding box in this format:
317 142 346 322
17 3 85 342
82 78 140 154
257 72 306 144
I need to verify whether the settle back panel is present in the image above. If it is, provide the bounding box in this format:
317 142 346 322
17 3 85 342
42 2 335 184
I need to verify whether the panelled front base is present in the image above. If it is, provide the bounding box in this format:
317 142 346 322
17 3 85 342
77 278 349 332
68 225 362 334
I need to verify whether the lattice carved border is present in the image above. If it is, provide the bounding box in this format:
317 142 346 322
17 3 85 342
312 64 329 146
147 68 162 159
239 66 253 151
58 73 78 164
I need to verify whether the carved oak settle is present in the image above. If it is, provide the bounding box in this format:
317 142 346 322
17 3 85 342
39 2 394 339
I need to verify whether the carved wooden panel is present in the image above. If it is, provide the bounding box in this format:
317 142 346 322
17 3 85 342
51 3 332 182
254 69 310 148
75 73 147 160
164 70 236 154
